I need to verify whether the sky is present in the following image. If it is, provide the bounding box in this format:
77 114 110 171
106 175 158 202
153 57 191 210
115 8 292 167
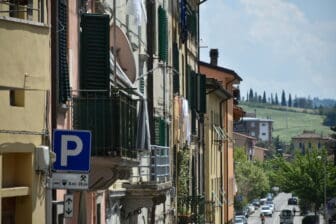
200 0 336 100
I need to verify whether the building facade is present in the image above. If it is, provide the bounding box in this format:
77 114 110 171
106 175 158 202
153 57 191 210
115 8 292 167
292 130 330 154
0 1 51 223
200 49 242 224
234 117 273 143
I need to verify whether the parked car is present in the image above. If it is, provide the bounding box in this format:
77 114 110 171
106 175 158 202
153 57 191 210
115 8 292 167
302 214 319 224
235 215 248 224
279 209 294 224
266 201 274 212
252 199 260 208
260 198 267 205
234 217 244 224
260 205 273 217
247 204 255 214
288 197 298 205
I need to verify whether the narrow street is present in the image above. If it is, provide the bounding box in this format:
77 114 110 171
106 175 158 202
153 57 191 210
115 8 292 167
247 192 322 224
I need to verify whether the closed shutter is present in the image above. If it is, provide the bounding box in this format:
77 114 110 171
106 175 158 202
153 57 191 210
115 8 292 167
154 117 168 146
158 6 168 62
197 73 206 113
173 42 179 94
58 0 71 103
80 14 110 93
189 71 196 109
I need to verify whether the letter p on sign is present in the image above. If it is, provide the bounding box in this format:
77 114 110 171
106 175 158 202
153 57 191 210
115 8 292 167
53 130 91 172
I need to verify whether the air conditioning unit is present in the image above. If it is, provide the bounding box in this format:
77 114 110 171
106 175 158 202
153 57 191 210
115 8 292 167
35 145 50 173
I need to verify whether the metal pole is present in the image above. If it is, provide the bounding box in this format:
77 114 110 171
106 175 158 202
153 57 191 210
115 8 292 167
113 0 117 84
324 156 327 223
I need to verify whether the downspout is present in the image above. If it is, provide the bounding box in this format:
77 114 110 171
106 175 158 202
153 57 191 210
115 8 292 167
219 98 225 223
225 77 237 222
50 1 58 223
197 0 208 197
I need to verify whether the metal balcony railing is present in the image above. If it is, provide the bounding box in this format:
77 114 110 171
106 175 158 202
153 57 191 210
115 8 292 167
177 195 215 224
71 90 137 158
132 145 170 183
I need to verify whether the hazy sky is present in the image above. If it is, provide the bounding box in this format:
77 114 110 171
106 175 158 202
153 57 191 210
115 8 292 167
200 0 336 100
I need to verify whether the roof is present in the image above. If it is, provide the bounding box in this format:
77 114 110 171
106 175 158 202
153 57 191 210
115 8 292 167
241 117 273 122
199 61 243 81
233 132 257 140
206 78 232 99
292 130 329 139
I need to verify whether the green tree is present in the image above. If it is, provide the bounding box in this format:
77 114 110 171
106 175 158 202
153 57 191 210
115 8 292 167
273 149 336 213
249 89 254 102
262 91 267 103
275 93 279 105
281 90 286 106
234 147 270 201
288 93 292 107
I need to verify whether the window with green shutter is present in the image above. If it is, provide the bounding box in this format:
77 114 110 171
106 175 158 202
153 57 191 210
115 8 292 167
80 14 110 93
158 6 168 62
154 117 169 146
58 0 71 103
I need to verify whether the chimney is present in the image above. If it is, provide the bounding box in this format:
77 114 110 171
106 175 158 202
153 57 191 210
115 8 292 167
210 49 218 66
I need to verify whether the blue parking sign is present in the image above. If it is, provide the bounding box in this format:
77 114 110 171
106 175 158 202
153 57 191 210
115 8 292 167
53 130 91 172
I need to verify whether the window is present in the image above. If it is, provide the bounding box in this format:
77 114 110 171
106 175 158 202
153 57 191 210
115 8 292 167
250 122 255 127
250 131 255 137
0 0 44 22
10 89 25 107
308 142 312 148
262 133 266 136
261 123 266 126
318 142 321 149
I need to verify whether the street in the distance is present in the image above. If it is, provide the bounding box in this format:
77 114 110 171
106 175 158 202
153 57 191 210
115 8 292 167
247 192 323 224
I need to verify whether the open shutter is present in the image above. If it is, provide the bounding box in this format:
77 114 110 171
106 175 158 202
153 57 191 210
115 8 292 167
58 0 71 103
80 14 110 93
158 6 168 62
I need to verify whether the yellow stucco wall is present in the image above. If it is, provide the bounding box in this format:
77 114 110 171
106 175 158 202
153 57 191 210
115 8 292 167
0 19 50 89
0 18 50 224
204 93 223 224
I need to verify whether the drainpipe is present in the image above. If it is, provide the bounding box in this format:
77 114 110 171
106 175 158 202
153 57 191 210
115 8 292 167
50 0 58 223
225 77 237 222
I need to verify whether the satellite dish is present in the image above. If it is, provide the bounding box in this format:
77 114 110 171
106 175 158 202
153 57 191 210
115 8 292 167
110 24 137 83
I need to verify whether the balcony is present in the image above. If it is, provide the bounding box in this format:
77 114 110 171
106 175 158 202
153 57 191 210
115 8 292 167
122 145 172 213
177 195 215 224
71 90 139 189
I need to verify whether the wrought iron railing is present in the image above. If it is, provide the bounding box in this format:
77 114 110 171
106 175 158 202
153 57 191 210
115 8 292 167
177 195 215 224
132 145 170 183
71 90 137 158
0 0 44 22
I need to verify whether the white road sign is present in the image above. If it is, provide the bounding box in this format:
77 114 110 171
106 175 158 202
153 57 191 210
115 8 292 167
64 194 74 218
51 173 89 190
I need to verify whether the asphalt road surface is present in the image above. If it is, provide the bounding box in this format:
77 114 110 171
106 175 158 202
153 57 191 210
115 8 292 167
247 192 303 224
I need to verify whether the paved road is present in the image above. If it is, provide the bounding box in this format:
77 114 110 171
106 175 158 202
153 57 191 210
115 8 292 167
247 192 302 224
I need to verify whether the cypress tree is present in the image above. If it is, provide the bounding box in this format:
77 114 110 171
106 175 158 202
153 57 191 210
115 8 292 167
288 93 292 107
281 90 286 106
262 91 266 103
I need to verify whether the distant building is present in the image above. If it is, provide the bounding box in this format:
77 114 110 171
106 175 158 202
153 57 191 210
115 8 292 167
234 117 273 143
254 146 269 162
233 132 256 160
292 130 330 154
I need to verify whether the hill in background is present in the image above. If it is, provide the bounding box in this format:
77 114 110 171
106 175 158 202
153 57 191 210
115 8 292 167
240 102 333 143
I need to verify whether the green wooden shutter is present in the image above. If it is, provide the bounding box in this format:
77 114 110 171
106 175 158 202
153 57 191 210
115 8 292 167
173 42 179 94
197 73 206 114
58 0 71 103
80 14 110 92
158 6 168 62
190 71 196 109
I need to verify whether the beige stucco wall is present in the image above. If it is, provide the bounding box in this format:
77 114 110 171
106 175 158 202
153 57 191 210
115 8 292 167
204 93 223 224
0 18 50 224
